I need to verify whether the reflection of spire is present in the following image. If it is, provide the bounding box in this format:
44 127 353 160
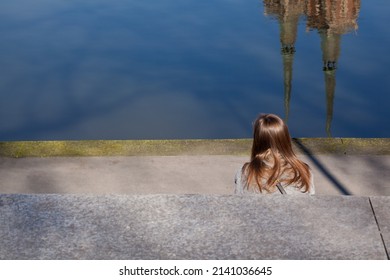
282 46 294 123
306 0 360 137
279 2 301 122
263 0 304 123
263 0 360 136
320 31 341 71
320 30 341 137
324 69 336 137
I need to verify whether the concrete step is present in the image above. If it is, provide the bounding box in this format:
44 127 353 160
1 155 389 196
1 194 389 259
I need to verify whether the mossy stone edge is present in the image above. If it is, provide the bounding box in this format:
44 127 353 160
0 138 388 158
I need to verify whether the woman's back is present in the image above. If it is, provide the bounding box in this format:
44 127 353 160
234 113 315 195
234 165 315 195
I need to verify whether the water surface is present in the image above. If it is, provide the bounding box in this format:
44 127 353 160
0 0 388 140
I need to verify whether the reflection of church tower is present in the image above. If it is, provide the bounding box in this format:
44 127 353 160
306 0 360 136
320 30 340 136
324 65 336 136
263 0 304 122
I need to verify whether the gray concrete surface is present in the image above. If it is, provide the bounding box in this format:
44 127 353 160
0 155 389 196
0 194 388 260
370 196 390 256
1 139 388 260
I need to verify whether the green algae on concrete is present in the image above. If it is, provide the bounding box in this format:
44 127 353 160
294 138 390 155
0 139 252 157
0 138 389 158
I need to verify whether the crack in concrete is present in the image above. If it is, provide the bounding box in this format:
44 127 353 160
369 197 390 260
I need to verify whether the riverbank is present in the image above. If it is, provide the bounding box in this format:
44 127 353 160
0 138 389 196
0 138 389 157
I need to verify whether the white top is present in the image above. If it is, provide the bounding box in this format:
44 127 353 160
234 167 315 195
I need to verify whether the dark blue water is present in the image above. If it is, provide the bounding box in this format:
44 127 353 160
0 0 389 140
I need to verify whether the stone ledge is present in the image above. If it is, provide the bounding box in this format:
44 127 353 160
0 138 389 157
0 194 388 260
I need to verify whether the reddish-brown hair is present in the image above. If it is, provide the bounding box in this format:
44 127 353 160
243 113 311 193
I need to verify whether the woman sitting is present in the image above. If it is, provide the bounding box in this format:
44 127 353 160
235 113 315 195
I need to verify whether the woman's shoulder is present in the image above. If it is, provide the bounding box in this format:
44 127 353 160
234 164 315 195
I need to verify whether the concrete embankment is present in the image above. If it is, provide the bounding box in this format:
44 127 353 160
0 138 389 157
0 138 389 259
0 138 389 196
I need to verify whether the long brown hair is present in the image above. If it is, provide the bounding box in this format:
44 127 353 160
243 113 311 193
